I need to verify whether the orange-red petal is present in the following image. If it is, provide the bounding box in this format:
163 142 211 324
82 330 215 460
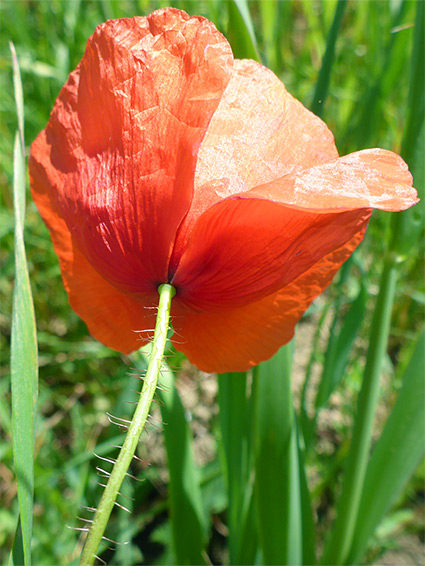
172 197 371 310
30 9 233 296
169 58 339 265
171 146 417 311
29 153 158 353
171 229 366 373
247 149 418 211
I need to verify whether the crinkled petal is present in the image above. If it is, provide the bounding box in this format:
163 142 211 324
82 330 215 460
172 197 371 311
30 153 159 353
172 229 366 373
169 58 338 265
247 149 418 211
30 9 233 295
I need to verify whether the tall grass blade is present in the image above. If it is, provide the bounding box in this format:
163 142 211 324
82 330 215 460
10 43 24 151
254 343 306 565
321 257 398 565
10 519 25 566
10 44 38 566
321 5 423 563
218 372 257 564
299 302 330 453
390 0 424 258
296 419 316 566
259 0 278 69
136 348 207 565
301 257 355 452
341 1 409 150
227 0 261 62
310 0 347 117
237 488 258 565
347 330 425 564
315 282 367 409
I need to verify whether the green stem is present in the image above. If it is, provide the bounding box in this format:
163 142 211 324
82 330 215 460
321 257 397 565
79 283 175 566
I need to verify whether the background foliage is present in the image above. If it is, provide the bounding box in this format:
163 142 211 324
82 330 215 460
1 1 424 565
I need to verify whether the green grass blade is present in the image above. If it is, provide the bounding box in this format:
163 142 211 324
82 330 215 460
347 329 425 564
227 0 261 62
310 0 347 117
295 418 316 566
136 348 207 565
301 257 354 451
390 0 424 258
157 363 207 564
10 43 24 150
10 519 25 566
321 257 398 565
10 43 38 566
237 487 259 565
341 1 409 151
320 10 423 557
400 0 424 170
299 302 330 453
315 282 367 409
254 343 305 565
218 372 257 564
259 0 278 69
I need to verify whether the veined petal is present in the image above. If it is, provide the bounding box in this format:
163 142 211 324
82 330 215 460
30 9 233 295
169 58 338 265
29 156 158 353
172 230 366 373
172 197 371 311
247 149 418 211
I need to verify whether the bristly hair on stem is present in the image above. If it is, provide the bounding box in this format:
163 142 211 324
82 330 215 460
78 284 175 566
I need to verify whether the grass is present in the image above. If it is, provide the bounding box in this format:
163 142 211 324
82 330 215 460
1 1 423 564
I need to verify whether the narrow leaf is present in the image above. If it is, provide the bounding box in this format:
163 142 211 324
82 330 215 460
10 519 25 566
259 0 278 69
301 257 354 452
300 302 331 453
237 488 259 566
254 343 304 565
10 42 24 150
10 44 38 566
218 372 257 564
227 0 261 62
296 418 316 566
315 283 368 409
347 330 425 564
321 258 398 565
311 0 347 117
390 0 425 258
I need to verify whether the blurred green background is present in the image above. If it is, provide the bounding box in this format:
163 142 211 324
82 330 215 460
1 1 423 564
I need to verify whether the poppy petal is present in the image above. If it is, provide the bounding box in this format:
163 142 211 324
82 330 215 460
172 197 371 311
172 146 417 311
247 148 418 211
30 146 159 353
170 58 339 264
171 229 366 373
30 9 233 296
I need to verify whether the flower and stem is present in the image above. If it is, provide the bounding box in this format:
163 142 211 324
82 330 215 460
11 5 421 565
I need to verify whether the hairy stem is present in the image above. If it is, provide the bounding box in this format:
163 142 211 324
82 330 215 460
79 284 175 566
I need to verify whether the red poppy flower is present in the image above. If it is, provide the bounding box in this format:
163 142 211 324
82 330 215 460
29 8 418 373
